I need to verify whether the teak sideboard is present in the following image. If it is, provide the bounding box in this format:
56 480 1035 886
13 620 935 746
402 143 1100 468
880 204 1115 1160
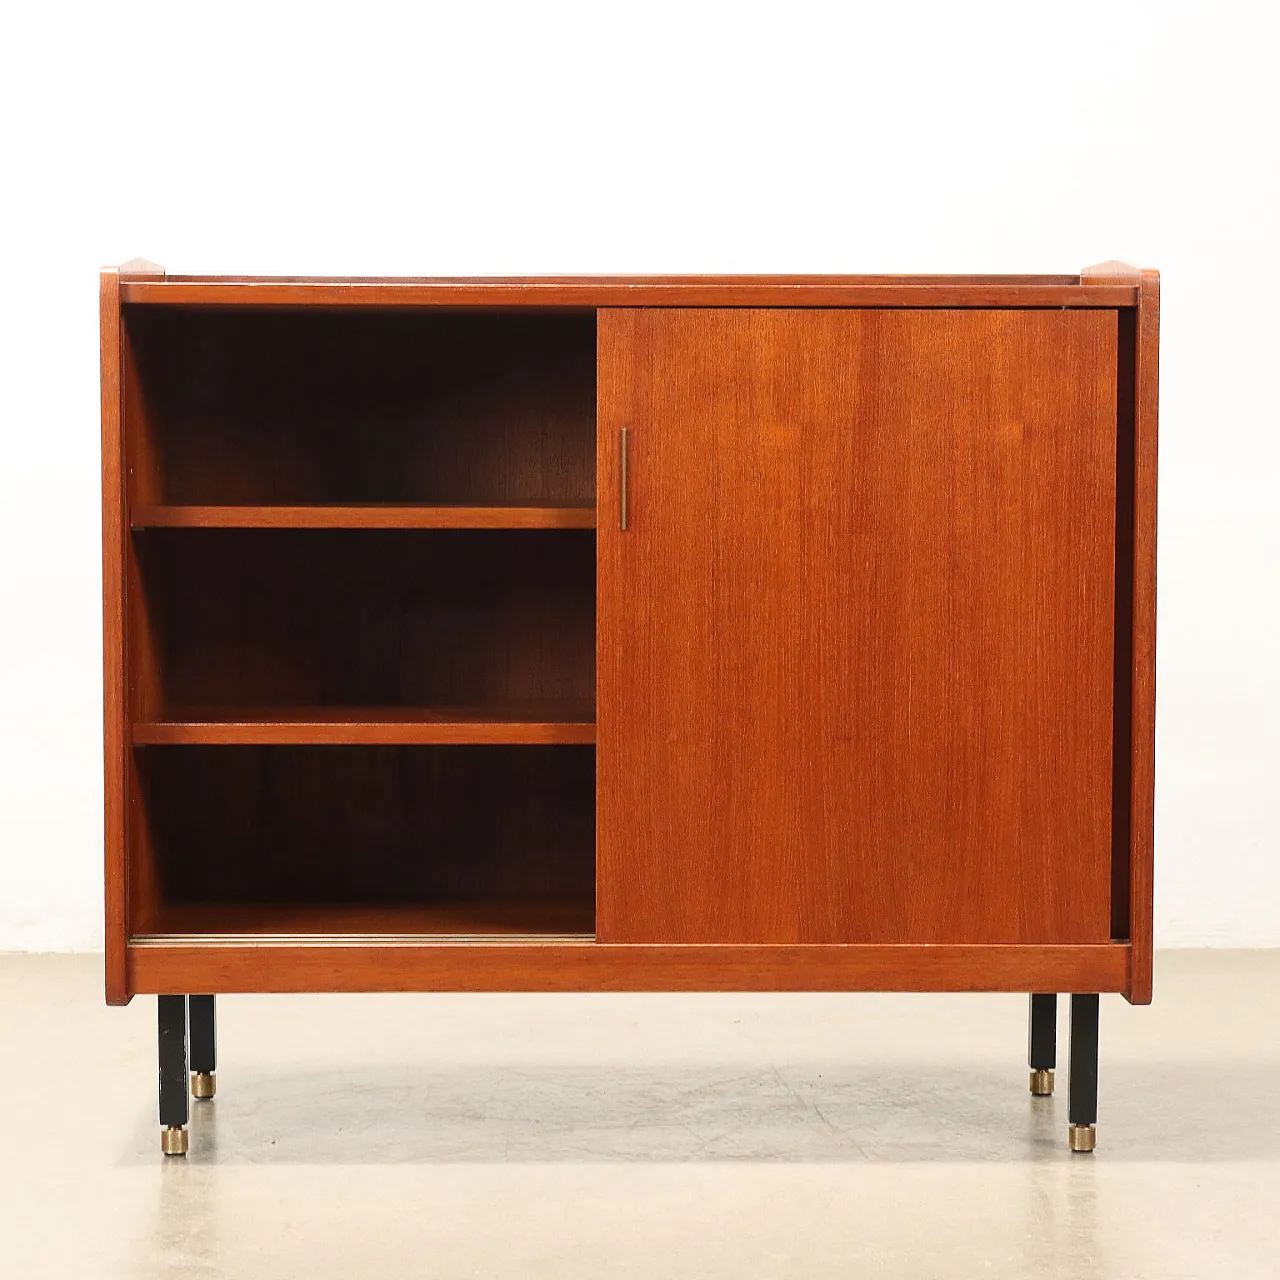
101 263 1158 1157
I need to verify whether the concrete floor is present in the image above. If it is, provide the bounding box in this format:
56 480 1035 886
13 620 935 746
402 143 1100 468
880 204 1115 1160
1 952 1277 1278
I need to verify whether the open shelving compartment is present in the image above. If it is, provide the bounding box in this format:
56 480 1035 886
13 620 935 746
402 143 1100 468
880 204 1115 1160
133 744 596 941
125 306 597 513
121 304 598 943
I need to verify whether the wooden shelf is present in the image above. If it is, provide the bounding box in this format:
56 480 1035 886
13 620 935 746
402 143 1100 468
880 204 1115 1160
131 505 596 530
133 704 596 745
133 901 595 943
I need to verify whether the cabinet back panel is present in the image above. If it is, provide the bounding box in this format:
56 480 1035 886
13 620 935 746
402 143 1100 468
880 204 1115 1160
598 308 1118 946
136 528 595 711
137 745 595 908
122 308 596 505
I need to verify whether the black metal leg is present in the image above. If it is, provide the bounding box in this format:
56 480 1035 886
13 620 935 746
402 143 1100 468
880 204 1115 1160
1068 993 1100 1152
1028 993 1057 1095
189 995 217 1099
158 995 190 1156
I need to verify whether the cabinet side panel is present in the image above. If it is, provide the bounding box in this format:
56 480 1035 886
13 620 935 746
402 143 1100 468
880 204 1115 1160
119 313 171 937
100 270 129 1003
1082 261 1158 1003
1111 312 1135 942
1128 272 1160 1004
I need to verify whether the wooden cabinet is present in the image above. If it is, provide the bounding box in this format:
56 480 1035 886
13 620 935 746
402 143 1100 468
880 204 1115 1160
101 264 1158 1155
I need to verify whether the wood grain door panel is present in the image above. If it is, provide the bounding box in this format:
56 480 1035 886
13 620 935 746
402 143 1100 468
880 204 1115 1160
597 309 1118 945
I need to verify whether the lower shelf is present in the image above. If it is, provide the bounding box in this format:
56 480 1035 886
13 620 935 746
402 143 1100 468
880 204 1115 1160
136 744 596 912
130 504 598 530
134 901 595 943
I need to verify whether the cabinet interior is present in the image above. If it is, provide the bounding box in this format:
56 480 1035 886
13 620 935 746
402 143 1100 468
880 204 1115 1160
135 746 596 939
123 306 596 508
133 527 595 717
124 308 597 941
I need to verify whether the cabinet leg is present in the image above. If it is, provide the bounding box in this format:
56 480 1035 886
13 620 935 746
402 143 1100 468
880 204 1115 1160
158 995 190 1156
1028 993 1057 1096
1068 993 1099 1152
189 995 217 1099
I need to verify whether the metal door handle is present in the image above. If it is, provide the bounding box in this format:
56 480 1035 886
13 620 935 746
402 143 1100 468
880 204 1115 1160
619 427 629 531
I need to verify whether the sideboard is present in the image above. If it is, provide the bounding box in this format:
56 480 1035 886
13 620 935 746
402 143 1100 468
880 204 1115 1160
100 262 1158 1156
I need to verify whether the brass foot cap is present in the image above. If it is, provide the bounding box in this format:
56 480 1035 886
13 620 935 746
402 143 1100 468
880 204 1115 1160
1030 1069 1054 1097
161 1126 189 1157
1068 1123 1096 1153
192 1071 216 1100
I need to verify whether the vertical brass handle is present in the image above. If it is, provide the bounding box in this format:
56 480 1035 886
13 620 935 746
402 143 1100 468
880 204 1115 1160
619 427 629 531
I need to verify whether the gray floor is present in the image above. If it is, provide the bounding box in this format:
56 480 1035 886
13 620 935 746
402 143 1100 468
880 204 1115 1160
1 952 1277 1278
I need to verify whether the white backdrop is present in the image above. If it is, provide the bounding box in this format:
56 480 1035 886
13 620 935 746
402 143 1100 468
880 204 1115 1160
1 1 1276 949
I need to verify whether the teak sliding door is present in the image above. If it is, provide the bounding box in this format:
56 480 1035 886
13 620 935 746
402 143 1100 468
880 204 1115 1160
597 308 1119 946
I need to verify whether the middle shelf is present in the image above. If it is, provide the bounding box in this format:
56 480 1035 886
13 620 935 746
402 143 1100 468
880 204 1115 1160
131 526 595 721
133 703 596 746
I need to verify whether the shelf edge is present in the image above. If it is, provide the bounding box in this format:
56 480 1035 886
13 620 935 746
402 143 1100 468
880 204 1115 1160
130 505 598 530
119 280 1140 308
132 721 597 746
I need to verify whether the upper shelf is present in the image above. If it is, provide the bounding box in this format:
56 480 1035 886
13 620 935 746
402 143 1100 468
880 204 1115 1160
122 308 597 508
117 274 1140 309
131 505 596 530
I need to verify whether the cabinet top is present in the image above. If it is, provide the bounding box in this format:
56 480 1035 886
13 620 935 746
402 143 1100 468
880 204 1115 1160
107 266 1150 309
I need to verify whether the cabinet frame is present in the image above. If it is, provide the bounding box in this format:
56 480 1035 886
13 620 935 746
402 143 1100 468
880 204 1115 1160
101 264 1157 1006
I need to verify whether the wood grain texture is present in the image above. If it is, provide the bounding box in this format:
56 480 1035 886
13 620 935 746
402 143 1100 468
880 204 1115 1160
143 273 1094 284
1129 272 1160 1004
104 264 1154 1007
1082 262 1159 1004
100 268 128 1004
598 309 1118 946
123 309 595 507
132 704 595 745
131 505 596 529
134 901 595 941
127 940 1130 995
120 301 167 946
135 528 595 713
118 278 1138 308
105 259 171 1003
136 744 595 914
